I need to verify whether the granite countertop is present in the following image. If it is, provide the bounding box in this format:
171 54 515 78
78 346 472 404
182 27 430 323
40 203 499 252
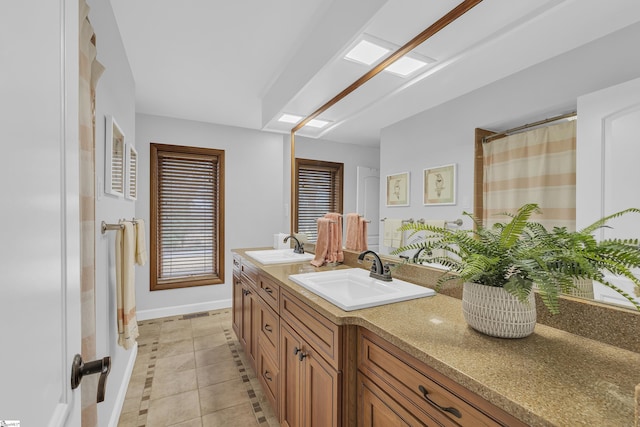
233 248 640 426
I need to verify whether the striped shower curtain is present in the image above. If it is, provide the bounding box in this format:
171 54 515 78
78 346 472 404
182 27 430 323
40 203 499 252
482 121 576 230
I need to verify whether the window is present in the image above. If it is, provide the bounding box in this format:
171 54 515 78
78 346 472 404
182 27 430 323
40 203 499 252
150 144 225 290
294 158 343 241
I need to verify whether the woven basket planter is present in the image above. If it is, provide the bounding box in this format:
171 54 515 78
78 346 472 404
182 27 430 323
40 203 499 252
462 282 536 338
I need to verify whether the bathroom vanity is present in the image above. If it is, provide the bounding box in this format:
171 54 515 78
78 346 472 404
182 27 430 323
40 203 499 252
232 248 640 426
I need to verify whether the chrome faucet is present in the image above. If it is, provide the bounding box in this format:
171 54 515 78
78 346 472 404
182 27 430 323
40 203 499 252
358 250 393 282
284 235 305 254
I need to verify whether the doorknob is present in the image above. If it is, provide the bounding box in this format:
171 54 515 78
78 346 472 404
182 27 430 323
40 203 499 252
70 354 111 403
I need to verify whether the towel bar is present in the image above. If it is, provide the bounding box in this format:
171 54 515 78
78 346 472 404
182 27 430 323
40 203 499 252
101 221 124 234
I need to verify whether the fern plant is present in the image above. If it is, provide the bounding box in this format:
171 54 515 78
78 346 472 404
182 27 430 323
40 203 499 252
393 203 640 314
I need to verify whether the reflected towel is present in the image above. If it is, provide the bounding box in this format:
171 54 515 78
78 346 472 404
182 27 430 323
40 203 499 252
345 213 368 251
134 219 147 266
383 218 403 248
311 218 331 267
324 212 343 263
406 220 446 260
116 221 139 349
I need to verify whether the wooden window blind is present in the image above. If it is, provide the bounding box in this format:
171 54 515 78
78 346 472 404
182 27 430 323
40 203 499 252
294 158 343 242
150 144 225 290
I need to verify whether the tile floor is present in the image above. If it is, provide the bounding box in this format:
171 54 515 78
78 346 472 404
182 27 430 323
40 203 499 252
117 309 279 427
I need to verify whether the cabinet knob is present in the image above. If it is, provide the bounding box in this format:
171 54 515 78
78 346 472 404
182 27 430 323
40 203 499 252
264 324 273 333
264 371 273 382
264 286 273 294
294 347 307 361
418 385 462 418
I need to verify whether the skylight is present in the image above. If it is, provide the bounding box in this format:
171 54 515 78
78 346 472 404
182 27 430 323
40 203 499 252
344 39 390 66
385 55 429 77
278 113 303 124
305 119 330 128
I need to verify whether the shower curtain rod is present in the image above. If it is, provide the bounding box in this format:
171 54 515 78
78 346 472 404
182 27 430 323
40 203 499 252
482 111 577 143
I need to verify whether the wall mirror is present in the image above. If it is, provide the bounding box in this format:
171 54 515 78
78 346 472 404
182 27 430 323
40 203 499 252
287 1 640 313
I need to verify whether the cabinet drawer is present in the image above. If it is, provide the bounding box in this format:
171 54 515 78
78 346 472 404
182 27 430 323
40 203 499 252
280 290 341 370
258 273 280 312
257 341 279 416
258 300 279 358
358 329 526 427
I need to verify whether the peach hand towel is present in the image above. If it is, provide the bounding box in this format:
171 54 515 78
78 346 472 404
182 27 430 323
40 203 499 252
345 213 361 251
134 219 147 266
311 218 331 267
116 221 139 349
324 212 343 263
359 217 368 251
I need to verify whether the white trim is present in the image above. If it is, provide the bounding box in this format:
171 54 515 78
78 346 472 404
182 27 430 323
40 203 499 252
47 403 71 427
107 344 138 427
136 299 232 321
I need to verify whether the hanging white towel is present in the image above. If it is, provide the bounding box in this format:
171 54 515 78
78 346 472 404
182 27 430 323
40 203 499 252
134 219 147 266
383 218 403 249
116 221 139 349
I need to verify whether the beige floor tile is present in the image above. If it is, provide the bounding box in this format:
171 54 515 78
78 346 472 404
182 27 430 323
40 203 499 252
168 418 203 427
116 409 138 427
150 368 198 400
193 332 228 350
146 389 201 426
155 352 196 373
196 358 240 387
157 338 194 358
199 377 251 415
194 343 234 368
201 402 259 427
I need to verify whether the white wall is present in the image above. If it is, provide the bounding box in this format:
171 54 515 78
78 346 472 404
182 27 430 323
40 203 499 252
89 0 137 424
134 114 285 316
378 22 640 255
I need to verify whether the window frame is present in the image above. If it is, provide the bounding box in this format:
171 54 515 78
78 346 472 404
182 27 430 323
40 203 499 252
293 158 344 241
150 143 225 291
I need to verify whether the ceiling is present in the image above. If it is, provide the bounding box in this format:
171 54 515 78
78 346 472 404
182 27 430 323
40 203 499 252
110 0 640 146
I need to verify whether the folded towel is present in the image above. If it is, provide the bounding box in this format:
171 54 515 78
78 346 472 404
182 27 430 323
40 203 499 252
134 219 147 266
311 218 331 267
383 218 403 249
345 213 368 251
359 217 368 251
116 221 139 349
324 212 343 263
345 213 361 251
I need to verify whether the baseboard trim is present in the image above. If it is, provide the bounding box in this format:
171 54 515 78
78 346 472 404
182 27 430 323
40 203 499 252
136 299 232 321
107 343 138 427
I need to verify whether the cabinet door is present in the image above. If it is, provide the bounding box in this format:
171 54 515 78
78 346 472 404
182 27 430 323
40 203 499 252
305 347 341 427
280 323 303 427
240 284 258 370
358 373 430 427
232 273 242 338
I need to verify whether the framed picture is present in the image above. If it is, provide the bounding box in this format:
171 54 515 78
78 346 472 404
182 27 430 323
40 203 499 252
386 172 410 206
105 115 125 197
125 144 138 200
424 163 456 205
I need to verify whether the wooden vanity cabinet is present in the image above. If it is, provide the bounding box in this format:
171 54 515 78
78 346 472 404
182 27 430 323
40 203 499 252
280 290 343 427
231 255 242 338
238 259 259 371
357 329 526 427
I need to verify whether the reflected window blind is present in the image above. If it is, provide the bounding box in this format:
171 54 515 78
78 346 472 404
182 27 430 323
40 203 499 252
151 144 225 290
296 159 343 241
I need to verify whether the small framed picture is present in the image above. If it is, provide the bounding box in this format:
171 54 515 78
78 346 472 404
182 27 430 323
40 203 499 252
125 144 138 201
386 172 410 206
424 163 456 205
105 115 125 197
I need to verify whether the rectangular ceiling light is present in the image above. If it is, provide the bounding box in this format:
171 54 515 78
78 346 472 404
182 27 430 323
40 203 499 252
385 55 428 77
344 39 390 66
278 113 303 123
305 118 330 128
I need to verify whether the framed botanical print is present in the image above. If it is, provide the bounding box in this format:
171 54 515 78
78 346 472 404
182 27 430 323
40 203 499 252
386 172 410 206
424 163 456 205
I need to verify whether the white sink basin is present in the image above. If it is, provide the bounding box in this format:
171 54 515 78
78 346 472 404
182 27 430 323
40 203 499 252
245 249 314 265
288 268 435 311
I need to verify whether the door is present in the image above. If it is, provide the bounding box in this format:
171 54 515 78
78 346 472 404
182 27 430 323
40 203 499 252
0 1 82 425
577 77 640 307
356 166 380 251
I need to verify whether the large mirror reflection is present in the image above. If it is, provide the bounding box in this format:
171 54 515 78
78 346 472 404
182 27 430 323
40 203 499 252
288 2 640 311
